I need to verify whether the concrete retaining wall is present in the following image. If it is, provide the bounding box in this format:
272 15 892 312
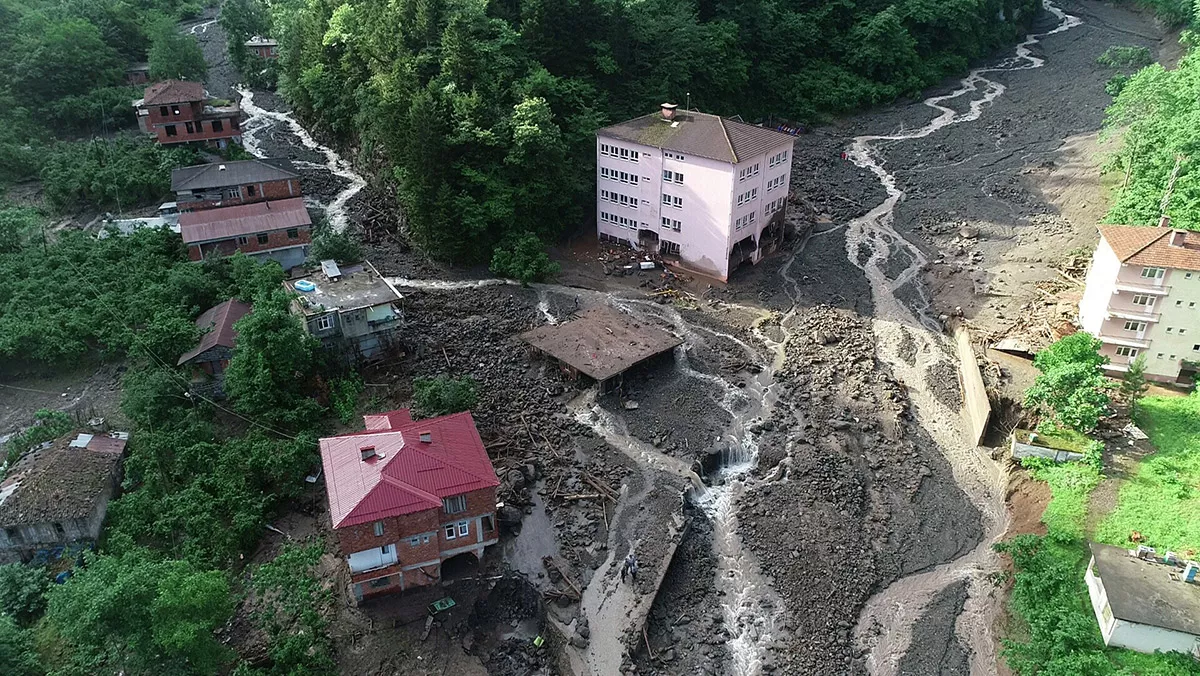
955 327 992 447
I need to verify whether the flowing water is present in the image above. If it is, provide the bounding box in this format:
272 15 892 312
235 87 367 233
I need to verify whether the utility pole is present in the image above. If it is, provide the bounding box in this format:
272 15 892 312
1158 153 1186 225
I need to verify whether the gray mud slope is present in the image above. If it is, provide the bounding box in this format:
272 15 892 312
897 580 972 676
741 308 982 675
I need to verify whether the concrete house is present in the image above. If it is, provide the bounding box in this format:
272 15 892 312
245 37 279 59
319 409 500 602
1086 542 1200 656
180 197 313 270
595 103 795 281
171 159 301 212
286 260 404 361
177 299 251 399
1079 222 1200 383
0 431 127 563
134 80 241 148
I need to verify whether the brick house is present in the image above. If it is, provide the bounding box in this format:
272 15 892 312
172 159 301 212
245 37 279 59
181 197 312 270
319 409 500 602
125 63 150 85
177 299 251 399
134 80 242 148
286 261 404 361
0 431 127 564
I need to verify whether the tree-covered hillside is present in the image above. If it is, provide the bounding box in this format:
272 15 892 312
235 0 1042 264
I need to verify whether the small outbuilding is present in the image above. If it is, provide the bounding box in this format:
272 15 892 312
178 298 252 399
519 306 682 392
1085 542 1200 656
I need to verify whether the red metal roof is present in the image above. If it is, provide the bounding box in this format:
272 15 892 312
143 79 205 106
177 298 251 365
179 198 311 244
320 410 499 528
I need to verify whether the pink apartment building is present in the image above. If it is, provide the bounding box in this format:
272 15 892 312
595 104 795 281
1079 223 1200 384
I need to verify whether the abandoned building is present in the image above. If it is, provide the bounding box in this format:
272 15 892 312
124 63 150 86
1085 542 1200 655
177 298 251 399
595 103 795 281
286 260 404 361
0 431 128 564
520 305 683 392
245 36 279 58
180 197 313 270
171 159 301 212
319 409 500 602
134 80 242 148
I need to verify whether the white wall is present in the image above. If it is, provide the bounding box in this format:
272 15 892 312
348 543 397 573
1142 265 1200 378
1109 618 1200 655
1079 238 1121 336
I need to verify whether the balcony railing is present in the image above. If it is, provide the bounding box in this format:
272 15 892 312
1114 280 1171 295
1106 307 1161 322
1098 333 1151 349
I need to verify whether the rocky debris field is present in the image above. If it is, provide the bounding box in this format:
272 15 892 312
895 580 972 676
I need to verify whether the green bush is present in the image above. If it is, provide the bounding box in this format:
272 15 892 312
41 139 198 210
329 374 364 425
1097 46 1153 68
1024 334 1111 433
490 232 560 285
5 409 73 469
412 375 478 418
0 564 49 624
307 228 362 266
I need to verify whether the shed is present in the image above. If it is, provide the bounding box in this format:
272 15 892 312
519 306 682 392
1085 542 1200 656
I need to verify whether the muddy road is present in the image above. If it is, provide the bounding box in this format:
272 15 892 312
191 0 1166 673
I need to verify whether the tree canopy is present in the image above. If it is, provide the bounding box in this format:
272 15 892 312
1025 333 1112 434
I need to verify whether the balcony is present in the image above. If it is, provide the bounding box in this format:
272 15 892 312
1098 333 1151 349
1113 280 1171 296
1106 307 1161 323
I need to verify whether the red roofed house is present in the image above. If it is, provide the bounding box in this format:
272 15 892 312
180 197 312 270
320 409 500 602
134 80 242 148
177 299 251 398
1079 221 1200 384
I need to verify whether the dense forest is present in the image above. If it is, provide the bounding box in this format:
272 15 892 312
218 0 1046 265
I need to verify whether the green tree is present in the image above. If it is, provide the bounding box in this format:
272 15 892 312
44 550 233 675
0 564 48 624
1119 353 1150 402
0 205 42 254
239 544 335 676
1024 334 1112 433
148 21 207 82
0 614 39 676
490 231 560 284
412 374 477 418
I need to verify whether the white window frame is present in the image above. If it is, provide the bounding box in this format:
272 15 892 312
373 521 384 537
1141 266 1165 279
443 495 467 514
445 524 457 540
316 315 335 331
457 521 469 537
1131 294 1155 307
1115 346 1138 358
1123 321 1146 332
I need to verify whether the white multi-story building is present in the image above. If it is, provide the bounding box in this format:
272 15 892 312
595 103 795 281
1079 223 1200 383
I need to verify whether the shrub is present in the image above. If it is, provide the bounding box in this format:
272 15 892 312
1097 46 1153 68
490 232 560 285
329 374 364 425
0 564 48 624
412 375 477 418
5 409 73 469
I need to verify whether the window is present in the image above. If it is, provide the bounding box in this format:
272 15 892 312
1157 353 1164 360
380 544 391 555
1123 321 1146 332
1167 327 1174 333
1193 344 1200 351
185 121 195 134
661 195 682 209
165 125 177 137
1178 301 1184 306
737 189 758 206
664 151 685 160
53 522 65 537
482 515 494 532
1131 294 1155 307
172 107 181 116
767 175 787 192
373 521 384 536
660 241 680 256
457 521 469 537
3 528 19 544
443 495 467 514
256 233 269 244
445 524 456 540
1187 273 1194 279
287 228 299 239
1170 354 1177 359
212 119 224 132
159 106 168 117
1115 346 1138 357
422 534 431 544
769 150 789 168
662 170 683 184
738 164 760 181
316 315 334 331
410 536 420 546
661 217 681 232
226 187 242 199
369 576 391 588
237 236 249 245
247 185 256 196
1191 302 1197 308
750 187 758 200
1141 266 1165 279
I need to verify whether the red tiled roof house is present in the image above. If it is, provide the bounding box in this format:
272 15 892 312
177 299 251 399
134 80 242 148
320 409 501 602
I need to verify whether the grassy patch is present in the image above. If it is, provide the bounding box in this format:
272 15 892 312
1095 393 1200 553
1023 458 1102 542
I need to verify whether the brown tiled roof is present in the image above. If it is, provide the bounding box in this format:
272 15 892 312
597 111 793 164
143 80 205 106
179 198 311 244
177 299 251 365
1099 225 1200 271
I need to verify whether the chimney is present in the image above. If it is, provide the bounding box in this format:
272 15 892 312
360 445 376 461
1170 229 1187 248
660 103 677 121
419 431 432 443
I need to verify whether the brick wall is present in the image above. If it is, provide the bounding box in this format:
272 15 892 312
187 226 311 261
154 115 241 145
333 486 498 563
147 101 203 126
180 179 300 212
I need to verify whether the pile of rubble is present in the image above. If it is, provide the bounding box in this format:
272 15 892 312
597 246 691 295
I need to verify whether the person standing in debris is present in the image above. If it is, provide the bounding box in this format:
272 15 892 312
621 552 636 582
629 555 638 582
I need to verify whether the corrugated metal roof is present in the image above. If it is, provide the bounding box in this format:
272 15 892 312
1100 225 1200 272
143 79 205 106
178 299 251 365
597 110 794 164
179 198 311 243
320 410 499 528
172 159 298 191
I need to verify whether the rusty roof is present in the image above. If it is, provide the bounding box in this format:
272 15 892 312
0 432 126 528
1100 225 1200 271
178 299 251 365
597 110 794 164
143 79 206 106
180 198 311 243
519 306 682 381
